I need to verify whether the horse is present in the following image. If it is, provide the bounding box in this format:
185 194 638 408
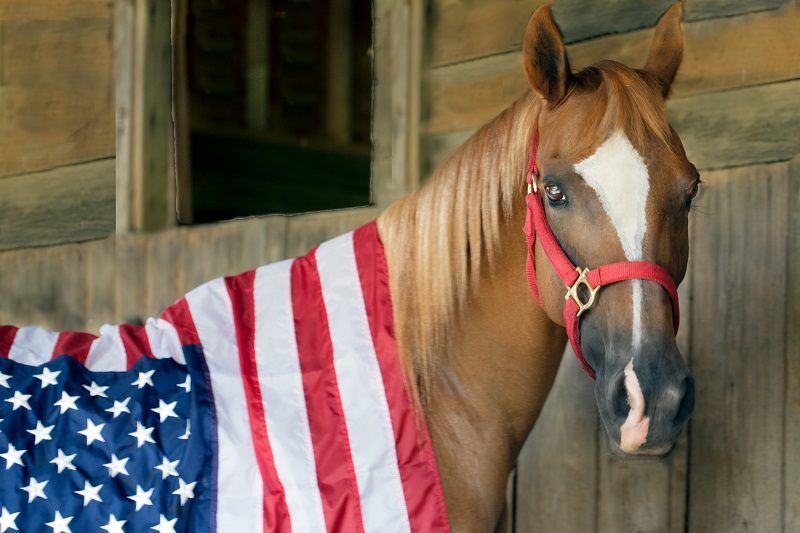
0 4 696 533
377 3 696 530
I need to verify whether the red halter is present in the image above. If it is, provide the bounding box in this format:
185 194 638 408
523 132 680 380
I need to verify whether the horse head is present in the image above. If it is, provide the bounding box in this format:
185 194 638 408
523 4 696 457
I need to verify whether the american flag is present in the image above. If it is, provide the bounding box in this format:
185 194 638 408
0 222 450 533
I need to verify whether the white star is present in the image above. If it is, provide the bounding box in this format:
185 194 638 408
78 419 106 445
154 456 179 479
103 454 129 478
34 367 61 388
0 443 25 469
45 510 72 533
178 420 191 440
83 381 109 398
129 422 155 447
177 375 191 393
5 391 31 411
151 515 177 533
27 421 55 444
128 485 153 511
21 477 48 502
131 369 155 389
105 397 131 419
151 399 178 423
75 480 103 506
100 515 126 533
0 506 19 532
0 370 11 389
172 478 197 506
54 391 79 414
50 449 77 473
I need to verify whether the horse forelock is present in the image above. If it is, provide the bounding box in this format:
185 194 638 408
572 60 674 152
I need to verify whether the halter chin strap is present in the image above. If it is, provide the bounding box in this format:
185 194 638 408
523 132 680 380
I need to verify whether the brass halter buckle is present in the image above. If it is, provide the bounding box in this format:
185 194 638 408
565 267 600 317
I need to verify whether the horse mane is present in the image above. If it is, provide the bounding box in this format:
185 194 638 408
378 60 672 412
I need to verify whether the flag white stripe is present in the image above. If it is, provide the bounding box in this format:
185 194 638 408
85 325 126 371
8 326 58 365
254 260 327 532
145 317 185 364
185 279 263 533
316 233 412 533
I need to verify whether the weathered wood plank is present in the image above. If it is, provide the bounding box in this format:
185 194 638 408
784 155 800 532
688 161 789 532
515 348 598 532
428 0 790 67
0 159 115 251
670 80 800 170
0 0 110 20
129 0 173 232
0 17 114 177
426 6 800 135
84 237 117 332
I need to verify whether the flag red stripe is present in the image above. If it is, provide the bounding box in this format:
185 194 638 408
225 272 291 533
52 331 97 364
119 324 155 370
352 223 451 532
160 297 202 346
291 252 366 533
0 326 18 358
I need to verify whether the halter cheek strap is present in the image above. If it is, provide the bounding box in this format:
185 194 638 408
523 132 680 380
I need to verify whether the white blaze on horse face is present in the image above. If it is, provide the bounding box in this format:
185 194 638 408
573 130 650 349
620 359 650 452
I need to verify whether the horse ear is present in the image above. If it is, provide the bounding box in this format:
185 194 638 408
523 5 573 105
644 3 684 98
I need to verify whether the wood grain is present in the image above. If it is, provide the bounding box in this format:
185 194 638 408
688 161 789 532
515 348 598 532
428 0 790 67
784 155 800 532
0 159 115 251
285 208 377 257
425 6 800 135
670 80 800 170
0 0 110 20
0 17 114 178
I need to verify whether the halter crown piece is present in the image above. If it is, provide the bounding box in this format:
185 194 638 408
523 132 681 380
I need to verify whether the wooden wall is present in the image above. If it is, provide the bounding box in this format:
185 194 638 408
0 1 115 250
418 0 799 531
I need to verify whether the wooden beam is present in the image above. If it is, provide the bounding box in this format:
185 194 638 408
0 0 110 20
116 0 175 234
785 155 800 531
0 159 115 251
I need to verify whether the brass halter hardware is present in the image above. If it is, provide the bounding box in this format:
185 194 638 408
565 267 600 317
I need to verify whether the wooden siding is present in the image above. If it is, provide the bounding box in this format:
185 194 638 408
0 0 115 250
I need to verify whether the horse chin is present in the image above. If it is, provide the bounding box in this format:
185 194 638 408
603 432 677 462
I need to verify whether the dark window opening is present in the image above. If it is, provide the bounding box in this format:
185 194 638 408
181 0 372 223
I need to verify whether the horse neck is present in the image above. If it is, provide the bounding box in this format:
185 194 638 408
377 93 568 528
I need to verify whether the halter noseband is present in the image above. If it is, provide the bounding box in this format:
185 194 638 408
523 132 680 380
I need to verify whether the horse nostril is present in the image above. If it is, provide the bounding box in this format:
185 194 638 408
611 375 629 422
673 376 695 426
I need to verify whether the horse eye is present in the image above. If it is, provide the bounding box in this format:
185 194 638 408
686 181 701 207
545 185 566 204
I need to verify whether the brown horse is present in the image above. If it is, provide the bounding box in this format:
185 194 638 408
378 3 697 530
